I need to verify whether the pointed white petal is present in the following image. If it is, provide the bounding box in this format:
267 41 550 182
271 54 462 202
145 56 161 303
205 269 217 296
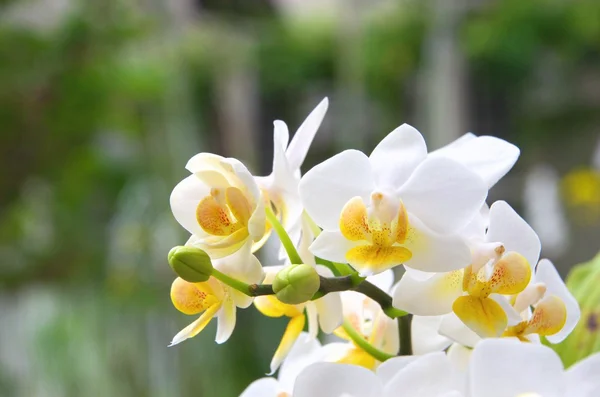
384 352 464 397
486 200 541 268
392 269 463 316
294 363 383 397
411 315 452 354
536 259 580 343
565 352 600 397
369 124 427 188
271 120 298 195
309 230 361 264
170 175 210 237
215 299 236 344
299 149 374 230
287 98 329 171
438 313 481 348
278 332 324 392
403 216 471 273
314 292 343 334
399 157 487 234
240 377 280 397
469 339 565 397
430 135 520 188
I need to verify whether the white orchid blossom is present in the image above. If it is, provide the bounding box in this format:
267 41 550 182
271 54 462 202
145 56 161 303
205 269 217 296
170 153 266 258
240 333 325 397
169 242 264 346
300 124 487 276
255 98 328 257
393 200 540 339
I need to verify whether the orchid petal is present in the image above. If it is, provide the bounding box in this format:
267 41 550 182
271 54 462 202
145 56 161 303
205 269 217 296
169 302 221 347
170 175 211 237
376 356 419 385
287 98 329 171
438 313 481 348
239 377 280 397
215 299 236 344
411 315 452 354
270 315 306 374
314 292 343 334
565 352 600 397
278 332 324 392
294 363 383 397
309 230 362 264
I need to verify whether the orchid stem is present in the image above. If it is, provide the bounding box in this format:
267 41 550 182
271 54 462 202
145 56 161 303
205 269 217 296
265 205 303 264
399 314 413 355
342 320 395 363
212 268 274 297
352 280 407 319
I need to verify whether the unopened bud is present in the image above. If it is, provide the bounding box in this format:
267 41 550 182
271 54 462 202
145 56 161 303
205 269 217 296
273 264 320 305
168 246 213 283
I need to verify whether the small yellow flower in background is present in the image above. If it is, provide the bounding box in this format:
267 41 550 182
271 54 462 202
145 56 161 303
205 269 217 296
562 167 600 224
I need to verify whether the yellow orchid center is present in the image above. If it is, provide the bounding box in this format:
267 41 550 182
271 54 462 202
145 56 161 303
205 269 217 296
196 187 252 238
171 277 221 315
453 251 532 338
339 194 412 272
504 295 568 340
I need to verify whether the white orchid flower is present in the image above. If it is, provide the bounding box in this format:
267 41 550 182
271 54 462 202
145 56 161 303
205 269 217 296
170 153 266 258
430 132 520 189
504 258 580 343
240 333 325 397
169 242 264 346
324 271 399 370
293 351 465 397
393 200 540 339
254 264 342 374
255 98 329 257
299 124 487 276
468 338 600 397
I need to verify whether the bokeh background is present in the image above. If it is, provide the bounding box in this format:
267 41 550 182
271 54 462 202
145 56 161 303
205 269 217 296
1 0 600 395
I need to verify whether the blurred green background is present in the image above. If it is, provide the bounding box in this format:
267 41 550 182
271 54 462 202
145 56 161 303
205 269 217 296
1 0 600 396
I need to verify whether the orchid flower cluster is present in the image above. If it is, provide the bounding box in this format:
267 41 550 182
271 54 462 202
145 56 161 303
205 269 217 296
166 98 599 396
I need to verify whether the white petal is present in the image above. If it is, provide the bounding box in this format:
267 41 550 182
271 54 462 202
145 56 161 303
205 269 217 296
306 302 319 338
369 124 427 189
367 270 395 293
489 294 523 326
565 352 600 397
271 120 298 195
319 342 355 362
315 292 343 334
411 315 452 354
430 135 520 188
215 299 236 344
240 377 280 397
384 352 464 397
294 363 383 397
404 216 472 273
376 356 419 385
213 243 264 308
299 150 374 230
486 200 541 268
392 270 462 316
248 193 266 242
309 230 361 264
286 97 329 171
185 152 225 174
536 259 580 343
170 175 210 237
469 339 565 397
278 332 324 392
225 157 262 204
399 157 487 234
446 343 472 372
438 313 481 348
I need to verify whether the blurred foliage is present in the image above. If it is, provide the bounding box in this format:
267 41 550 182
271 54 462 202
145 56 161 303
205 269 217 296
1 0 599 395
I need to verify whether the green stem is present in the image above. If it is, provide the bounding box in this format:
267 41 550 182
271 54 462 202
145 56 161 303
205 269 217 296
399 314 413 355
265 205 303 264
212 268 274 297
353 280 407 319
342 320 395 363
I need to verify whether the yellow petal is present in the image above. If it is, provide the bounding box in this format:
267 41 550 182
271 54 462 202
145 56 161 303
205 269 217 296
169 302 222 346
226 186 252 226
524 295 567 337
170 278 219 315
453 295 507 338
337 347 377 370
346 244 412 272
489 252 532 295
270 315 306 374
254 295 303 318
196 195 241 236
339 197 370 241
395 200 409 244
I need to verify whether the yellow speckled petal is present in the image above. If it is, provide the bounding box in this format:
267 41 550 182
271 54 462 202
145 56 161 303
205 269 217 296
254 295 303 318
169 302 222 346
196 195 241 236
170 278 219 315
269 315 306 374
340 197 370 241
346 244 412 274
524 295 567 337
226 186 252 226
453 295 507 338
489 252 532 295
395 201 409 244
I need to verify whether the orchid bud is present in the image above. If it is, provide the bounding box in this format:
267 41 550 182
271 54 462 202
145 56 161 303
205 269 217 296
168 246 213 283
273 264 320 305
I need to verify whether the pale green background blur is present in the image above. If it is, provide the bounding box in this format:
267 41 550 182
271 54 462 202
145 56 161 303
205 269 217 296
1 0 600 396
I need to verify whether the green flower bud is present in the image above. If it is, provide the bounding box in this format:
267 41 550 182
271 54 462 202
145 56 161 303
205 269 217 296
168 246 213 283
549 252 600 367
273 264 320 305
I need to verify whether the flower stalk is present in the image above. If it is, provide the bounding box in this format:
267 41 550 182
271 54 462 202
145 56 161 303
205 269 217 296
341 319 396 363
